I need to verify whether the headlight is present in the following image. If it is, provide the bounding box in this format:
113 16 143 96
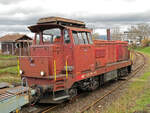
19 70 23 74
40 71 45 76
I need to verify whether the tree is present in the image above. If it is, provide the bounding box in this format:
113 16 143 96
127 24 150 42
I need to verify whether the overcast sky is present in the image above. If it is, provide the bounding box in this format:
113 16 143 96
1 0 150 36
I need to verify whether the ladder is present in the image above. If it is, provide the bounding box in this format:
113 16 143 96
53 77 70 101
52 59 70 101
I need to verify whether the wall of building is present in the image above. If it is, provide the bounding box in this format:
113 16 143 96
1 42 15 55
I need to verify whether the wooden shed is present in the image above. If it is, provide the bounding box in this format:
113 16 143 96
0 34 32 55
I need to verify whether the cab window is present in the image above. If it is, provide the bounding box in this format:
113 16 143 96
82 32 88 44
43 28 61 44
72 31 93 45
87 32 93 44
77 32 84 44
72 31 79 44
36 34 40 45
64 30 70 44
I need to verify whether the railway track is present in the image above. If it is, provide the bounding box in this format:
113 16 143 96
30 51 145 113
80 52 146 113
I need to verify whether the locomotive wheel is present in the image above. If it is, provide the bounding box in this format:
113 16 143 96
88 77 99 91
69 87 77 99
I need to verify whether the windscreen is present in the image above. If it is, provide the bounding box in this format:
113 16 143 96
42 28 61 44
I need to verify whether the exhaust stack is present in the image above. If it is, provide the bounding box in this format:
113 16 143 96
107 29 110 40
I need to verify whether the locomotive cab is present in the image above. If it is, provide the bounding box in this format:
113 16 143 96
28 24 75 77
19 17 95 92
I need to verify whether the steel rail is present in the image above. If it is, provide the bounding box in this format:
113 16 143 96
40 105 58 113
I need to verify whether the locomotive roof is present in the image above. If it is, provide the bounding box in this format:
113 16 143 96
28 23 65 33
28 23 91 33
37 17 85 28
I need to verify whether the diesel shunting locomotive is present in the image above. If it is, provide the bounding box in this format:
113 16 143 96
19 17 132 103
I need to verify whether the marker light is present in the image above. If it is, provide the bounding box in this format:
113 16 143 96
40 71 45 76
19 70 23 74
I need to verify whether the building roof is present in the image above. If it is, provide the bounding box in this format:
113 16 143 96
0 34 32 42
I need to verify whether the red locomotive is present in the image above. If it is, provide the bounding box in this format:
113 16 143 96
19 17 132 103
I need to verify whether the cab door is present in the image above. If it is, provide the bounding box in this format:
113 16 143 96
63 29 74 73
72 31 95 74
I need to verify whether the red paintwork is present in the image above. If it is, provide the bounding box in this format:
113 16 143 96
19 23 132 91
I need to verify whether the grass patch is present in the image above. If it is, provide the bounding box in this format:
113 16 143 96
103 71 150 113
0 55 20 83
0 73 21 83
129 71 150 112
101 47 150 113
134 47 150 54
138 47 150 54
0 66 18 74
0 54 17 60
0 60 17 68
131 90 150 112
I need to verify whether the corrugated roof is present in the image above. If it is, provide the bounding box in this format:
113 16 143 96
0 34 32 42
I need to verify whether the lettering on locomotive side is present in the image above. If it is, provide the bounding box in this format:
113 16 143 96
81 71 97 78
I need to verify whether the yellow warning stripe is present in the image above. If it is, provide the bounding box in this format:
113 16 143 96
17 58 20 76
66 59 68 79
16 109 20 113
54 60 56 80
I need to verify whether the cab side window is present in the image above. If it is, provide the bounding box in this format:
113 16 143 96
87 32 93 44
64 30 70 44
72 31 79 44
77 32 84 44
72 31 93 45
36 33 40 45
82 32 88 44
